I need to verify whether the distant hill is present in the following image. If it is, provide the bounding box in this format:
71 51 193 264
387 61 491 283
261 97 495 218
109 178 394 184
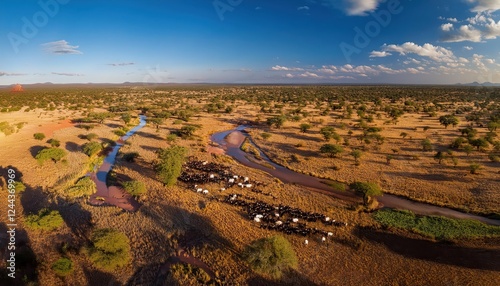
457 82 500 87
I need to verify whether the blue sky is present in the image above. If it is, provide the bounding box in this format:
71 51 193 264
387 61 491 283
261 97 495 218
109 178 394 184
1 0 500 84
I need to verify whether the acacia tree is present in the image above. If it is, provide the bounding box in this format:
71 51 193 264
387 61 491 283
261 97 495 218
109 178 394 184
439 115 459 129
299 123 311 133
242 235 298 279
320 144 343 158
155 145 187 186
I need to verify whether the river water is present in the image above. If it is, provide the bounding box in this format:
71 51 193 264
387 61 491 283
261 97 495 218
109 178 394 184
211 127 500 226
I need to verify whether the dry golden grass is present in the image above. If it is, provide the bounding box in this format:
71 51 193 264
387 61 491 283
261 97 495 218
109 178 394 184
0 90 499 285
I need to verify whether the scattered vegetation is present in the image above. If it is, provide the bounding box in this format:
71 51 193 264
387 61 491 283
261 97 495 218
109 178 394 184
155 145 188 186
374 209 500 240
33 132 46 140
121 180 146 196
242 235 298 279
35 147 67 164
84 228 131 271
24 208 64 231
51 258 74 277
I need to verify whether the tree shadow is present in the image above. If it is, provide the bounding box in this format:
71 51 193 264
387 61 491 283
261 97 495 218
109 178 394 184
353 226 500 271
20 186 50 214
29 145 46 158
140 145 160 153
135 131 165 141
82 266 121 286
0 222 38 285
51 197 93 242
65 141 80 152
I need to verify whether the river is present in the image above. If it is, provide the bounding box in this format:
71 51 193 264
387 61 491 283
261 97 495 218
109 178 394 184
211 127 500 226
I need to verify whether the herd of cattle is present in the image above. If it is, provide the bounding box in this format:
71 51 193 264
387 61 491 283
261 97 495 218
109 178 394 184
179 160 348 243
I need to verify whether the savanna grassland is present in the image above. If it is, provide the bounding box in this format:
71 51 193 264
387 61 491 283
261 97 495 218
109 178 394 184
0 85 499 286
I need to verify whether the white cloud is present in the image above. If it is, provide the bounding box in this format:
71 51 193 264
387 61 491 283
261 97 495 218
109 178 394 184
463 46 474 50
441 25 483 42
369 51 392 57
298 6 310 10
447 17 458 22
42 40 82 54
441 23 454 31
0 71 26 76
485 18 500 39
319 0 384 16
378 42 456 62
271 65 304 71
467 0 500 12
52 72 84 76
299 71 322 78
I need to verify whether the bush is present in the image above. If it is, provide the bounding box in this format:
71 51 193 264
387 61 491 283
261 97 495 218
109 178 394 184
114 129 127 136
48 139 61 147
155 145 188 186
51 258 73 277
33 133 46 140
65 176 96 198
35 148 67 164
85 228 131 271
261 132 272 140
242 235 298 279
470 163 481 174
122 180 146 196
82 142 103 157
25 209 64 231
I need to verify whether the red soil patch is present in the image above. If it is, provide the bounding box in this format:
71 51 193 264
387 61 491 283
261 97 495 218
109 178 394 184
37 119 75 138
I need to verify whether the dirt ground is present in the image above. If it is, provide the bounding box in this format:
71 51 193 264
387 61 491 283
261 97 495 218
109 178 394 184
0 90 499 285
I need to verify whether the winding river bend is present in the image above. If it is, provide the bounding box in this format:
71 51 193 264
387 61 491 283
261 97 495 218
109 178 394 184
211 126 500 226
88 115 147 211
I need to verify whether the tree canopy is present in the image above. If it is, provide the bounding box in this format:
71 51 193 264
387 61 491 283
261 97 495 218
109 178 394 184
155 145 188 186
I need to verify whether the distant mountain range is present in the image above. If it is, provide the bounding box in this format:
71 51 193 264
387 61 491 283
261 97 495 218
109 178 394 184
456 82 500 87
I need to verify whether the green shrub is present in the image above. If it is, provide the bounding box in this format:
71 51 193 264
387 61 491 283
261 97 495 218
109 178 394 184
166 134 177 142
0 121 16 135
242 235 298 279
48 139 61 147
65 177 96 198
35 148 67 164
155 145 188 186
14 181 26 193
25 209 64 231
51 258 73 277
85 228 131 271
113 129 127 136
122 180 146 196
373 209 500 240
85 133 99 141
33 133 46 140
82 142 103 157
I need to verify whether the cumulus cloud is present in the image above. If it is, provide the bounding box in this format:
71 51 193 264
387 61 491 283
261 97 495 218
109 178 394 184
377 42 456 62
52 72 84 76
441 23 454 31
42 40 82 54
442 24 483 42
369 51 392 57
463 46 474 50
467 0 500 12
297 6 310 10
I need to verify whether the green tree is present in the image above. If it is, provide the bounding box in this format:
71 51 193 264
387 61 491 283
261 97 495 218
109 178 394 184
178 125 199 138
122 180 146 196
86 228 131 271
438 115 459 128
463 144 474 156
320 144 344 158
82 142 103 157
350 181 383 205
469 163 481 174
320 126 335 141
350 150 363 164
155 145 188 186
242 235 298 279
266 115 287 128
150 117 164 129
36 148 67 164
33 132 46 140
470 138 489 151
299 123 311 133
261 132 272 140
121 113 131 125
